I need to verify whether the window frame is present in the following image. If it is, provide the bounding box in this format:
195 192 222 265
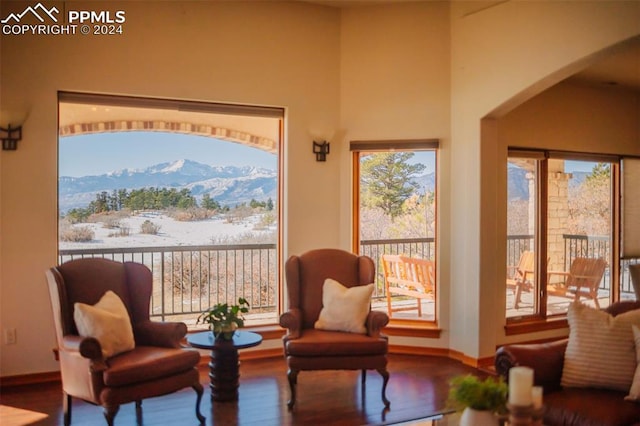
57 91 285 327
351 139 441 332
506 148 621 333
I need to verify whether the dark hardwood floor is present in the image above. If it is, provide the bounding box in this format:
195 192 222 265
0 354 487 426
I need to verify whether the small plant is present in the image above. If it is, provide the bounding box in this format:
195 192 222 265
197 297 250 341
108 226 130 237
59 225 95 242
140 220 161 235
448 374 508 413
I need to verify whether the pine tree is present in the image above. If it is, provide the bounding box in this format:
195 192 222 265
360 152 426 220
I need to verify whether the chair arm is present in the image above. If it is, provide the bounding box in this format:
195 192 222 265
366 310 389 338
134 320 187 348
279 308 302 339
60 335 103 359
495 339 567 392
59 335 108 373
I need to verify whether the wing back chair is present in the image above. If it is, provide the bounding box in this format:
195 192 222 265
279 248 390 409
46 258 205 426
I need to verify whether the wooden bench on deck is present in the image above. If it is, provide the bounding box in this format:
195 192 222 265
381 254 435 318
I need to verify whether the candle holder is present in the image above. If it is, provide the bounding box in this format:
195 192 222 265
532 406 544 426
507 403 533 425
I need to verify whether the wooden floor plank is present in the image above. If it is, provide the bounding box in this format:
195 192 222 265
0 354 486 426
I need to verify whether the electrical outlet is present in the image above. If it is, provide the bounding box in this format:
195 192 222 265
4 328 17 345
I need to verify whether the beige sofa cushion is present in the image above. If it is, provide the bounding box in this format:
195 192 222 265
561 302 640 392
625 325 640 401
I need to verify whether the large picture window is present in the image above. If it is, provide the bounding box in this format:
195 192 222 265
505 149 637 326
58 93 283 327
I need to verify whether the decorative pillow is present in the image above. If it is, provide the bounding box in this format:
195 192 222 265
561 302 640 391
625 325 640 402
314 278 374 334
74 290 135 358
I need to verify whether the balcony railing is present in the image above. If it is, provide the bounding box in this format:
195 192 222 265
360 238 435 298
59 234 636 323
507 234 637 296
60 244 277 323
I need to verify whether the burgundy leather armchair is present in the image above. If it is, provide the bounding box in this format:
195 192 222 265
495 301 640 426
46 258 205 426
279 248 390 409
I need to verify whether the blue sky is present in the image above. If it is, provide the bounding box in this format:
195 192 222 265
60 131 437 177
565 160 600 173
59 132 277 177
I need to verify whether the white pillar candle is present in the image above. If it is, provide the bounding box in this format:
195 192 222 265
508 366 534 406
531 386 543 409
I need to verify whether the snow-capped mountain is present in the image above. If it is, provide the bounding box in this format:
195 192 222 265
59 159 277 212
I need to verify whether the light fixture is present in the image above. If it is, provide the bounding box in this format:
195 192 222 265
1 124 22 150
313 140 330 162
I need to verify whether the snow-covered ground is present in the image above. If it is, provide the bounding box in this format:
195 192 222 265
60 212 273 250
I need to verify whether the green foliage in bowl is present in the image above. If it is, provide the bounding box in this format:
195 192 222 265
448 374 508 412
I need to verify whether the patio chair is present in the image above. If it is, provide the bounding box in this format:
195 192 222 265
381 254 435 317
547 257 608 308
506 251 535 309
46 258 205 426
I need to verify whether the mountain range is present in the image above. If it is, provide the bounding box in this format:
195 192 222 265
59 159 277 212
60 159 588 213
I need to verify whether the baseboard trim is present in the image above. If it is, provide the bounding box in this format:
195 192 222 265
0 371 61 387
1 346 497 387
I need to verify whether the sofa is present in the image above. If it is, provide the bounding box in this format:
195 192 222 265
495 301 640 426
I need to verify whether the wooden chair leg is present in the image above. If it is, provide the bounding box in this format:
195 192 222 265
287 369 298 409
103 405 119 426
193 382 206 424
135 400 142 425
377 368 390 408
514 280 523 309
417 297 422 317
386 291 393 318
63 392 71 426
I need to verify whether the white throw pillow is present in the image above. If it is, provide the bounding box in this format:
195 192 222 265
74 290 135 358
625 325 640 402
314 278 374 334
561 302 640 392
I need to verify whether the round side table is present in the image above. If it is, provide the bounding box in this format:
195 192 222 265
187 330 262 402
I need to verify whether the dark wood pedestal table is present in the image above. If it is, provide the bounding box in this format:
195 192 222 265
187 330 263 402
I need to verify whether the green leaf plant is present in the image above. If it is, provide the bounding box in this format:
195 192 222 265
448 374 508 413
197 297 250 341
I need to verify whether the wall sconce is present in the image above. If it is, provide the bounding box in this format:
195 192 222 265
1 125 22 150
313 140 330 162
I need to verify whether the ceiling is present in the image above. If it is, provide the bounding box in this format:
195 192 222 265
300 0 640 93
567 37 640 92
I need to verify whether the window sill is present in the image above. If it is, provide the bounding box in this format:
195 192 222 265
385 320 442 338
505 317 568 336
222 322 443 340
